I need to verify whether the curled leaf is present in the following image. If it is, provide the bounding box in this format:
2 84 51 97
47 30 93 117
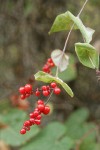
51 49 69 72
35 71 74 97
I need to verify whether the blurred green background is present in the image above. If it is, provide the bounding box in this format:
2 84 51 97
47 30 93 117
0 0 100 150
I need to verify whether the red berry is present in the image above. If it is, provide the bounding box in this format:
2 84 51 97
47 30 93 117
30 118 35 124
42 65 50 73
42 86 47 91
34 108 39 111
25 93 30 98
36 114 42 120
33 110 39 117
25 84 32 93
35 90 40 97
29 113 34 118
50 62 55 67
34 119 41 125
23 126 30 131
54 87 61 95
37 100 44 105
24 120 31 127
20 94 26 100
50 82 57 88
43 106 50 115
43 90 49 96
38 104 45 112
20 128 26 134
46 86 50 90
19 87 25 94
47 58 53 63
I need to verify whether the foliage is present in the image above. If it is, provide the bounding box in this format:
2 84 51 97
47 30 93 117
0 109 40 146
52 54 77 82
0 108 99 150
35 71 74 97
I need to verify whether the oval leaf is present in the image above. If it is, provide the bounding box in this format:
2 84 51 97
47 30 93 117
35 71 74 97
0 109 40 146
21 122 74 150
51 49 69 72
49 11 95 43
75 43 99 69
52 54 77 82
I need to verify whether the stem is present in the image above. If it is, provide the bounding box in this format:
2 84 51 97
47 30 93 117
78 0 89 17
45 90 54 105
63 24 75 53
55 0 89 77
46 0 89 105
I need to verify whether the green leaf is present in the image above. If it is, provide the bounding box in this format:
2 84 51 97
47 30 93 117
21 122 74 150
52 54 77 82
65 108 97 142
80 123 97 150
80 142 97 150
51 50 69 72
66 108 89 127
49 11 95 43
49 11 77 33
65 108 90 140
35 71 74 97
75 43 99 69
0 109 40 146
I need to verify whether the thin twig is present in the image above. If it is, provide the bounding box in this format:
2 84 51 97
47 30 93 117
45 90 54 105
46 0 89 105
55 0 89 77
78 0 89 17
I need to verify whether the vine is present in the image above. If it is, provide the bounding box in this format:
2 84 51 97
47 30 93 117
18 0 99 135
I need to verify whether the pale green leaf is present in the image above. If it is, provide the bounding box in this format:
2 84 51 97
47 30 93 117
51 49 69 72
21 122 74 150
35 71 74 97
52 54 77 81
0 109 40 146
75 43 99 69
49 11 95 43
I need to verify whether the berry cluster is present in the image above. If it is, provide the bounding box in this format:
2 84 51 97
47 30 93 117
19 82 61 100
35 82 61 97
19 84 33 100
20 100 50 134
42 58 55 73
19 58 61 135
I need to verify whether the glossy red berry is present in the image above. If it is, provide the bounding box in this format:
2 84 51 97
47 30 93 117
50 82 57 88
24 120 31 127
20 128 26 134
43 106 50 115
25 93 30 98
29 113 34 118
35 90 40 96
34 119 41 125
24 84 32 93
54 87 61 95
20 94 26 100
36 114 42 120
42 65 50 73
46 86 50 90
38 104 45 112
30 118 35 124
42 86 47 91
19 87 25 94
50 62 55 67
37 100 44 105
47 58 53 63
23 126 30 131
33 110 39 117
43 90 49 96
